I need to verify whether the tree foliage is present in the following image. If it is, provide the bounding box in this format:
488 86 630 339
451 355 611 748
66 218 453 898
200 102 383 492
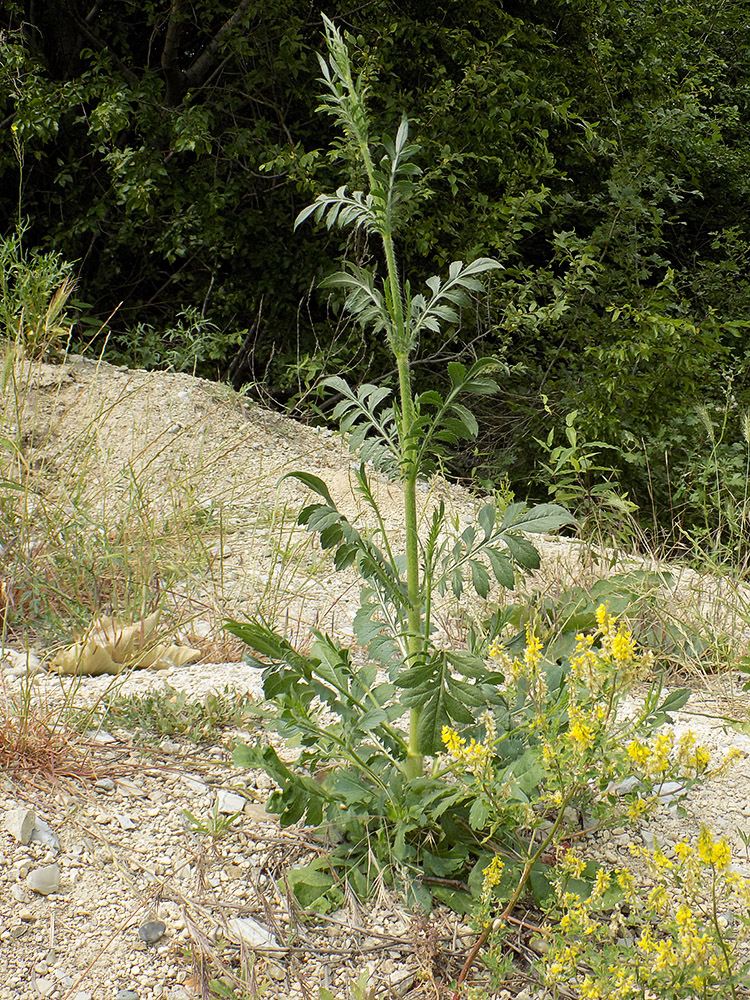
1 0 748 537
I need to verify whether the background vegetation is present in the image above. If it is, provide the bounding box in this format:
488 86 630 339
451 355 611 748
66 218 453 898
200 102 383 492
1 0 749 551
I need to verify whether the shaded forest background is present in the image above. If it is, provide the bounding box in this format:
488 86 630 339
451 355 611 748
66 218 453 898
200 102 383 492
1 0 749 552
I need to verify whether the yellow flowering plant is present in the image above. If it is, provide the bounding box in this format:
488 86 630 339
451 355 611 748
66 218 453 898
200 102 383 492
227 23 728 972
439 603 736 994
541 827 750 999
443 607 707 887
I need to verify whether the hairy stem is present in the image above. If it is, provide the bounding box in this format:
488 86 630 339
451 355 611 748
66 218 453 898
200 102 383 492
383 230 423 777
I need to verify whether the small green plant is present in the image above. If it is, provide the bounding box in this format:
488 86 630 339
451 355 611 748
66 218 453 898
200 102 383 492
109 306 236 375
87 684 256 743
534 408 638 544
318 971 375 1000
675 401 750 568
0 226 76 360
183 799 242 842
737 825 750 862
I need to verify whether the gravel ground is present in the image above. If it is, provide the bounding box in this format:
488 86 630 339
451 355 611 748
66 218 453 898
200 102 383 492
2 356 750 999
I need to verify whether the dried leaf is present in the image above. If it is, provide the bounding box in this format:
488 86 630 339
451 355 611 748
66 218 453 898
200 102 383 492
48 615 201 675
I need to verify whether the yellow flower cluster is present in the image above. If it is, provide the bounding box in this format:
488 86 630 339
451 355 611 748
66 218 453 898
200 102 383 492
489 624 548 701
569 604 653 694
636 907 717 981
480 854 505 903
559 849 587 879
523 627 543 672
568 718 595 751
544 827 750 1000
441 726 494 775
669 825 732 873
487 635 512 670
627 728 714 782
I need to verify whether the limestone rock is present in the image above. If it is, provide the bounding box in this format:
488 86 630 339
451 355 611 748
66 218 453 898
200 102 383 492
5 806 36 845
27 863 61 895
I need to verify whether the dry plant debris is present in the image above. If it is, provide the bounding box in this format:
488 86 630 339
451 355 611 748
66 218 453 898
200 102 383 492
48 614 201 677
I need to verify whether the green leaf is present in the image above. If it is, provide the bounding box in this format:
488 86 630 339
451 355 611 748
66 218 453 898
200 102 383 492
506 503 576 534
501 533 541 569
469 559 490 598
486 547 515 588
281 471 335 506
478 502 495 538
446 650 488 678
450 402 479 437
448 678 486 707
530 865 556 908
656 687 691 717
417 689 449 755
469 795 490 830
443 690 474 724
432 886 474 915
286 862 340 911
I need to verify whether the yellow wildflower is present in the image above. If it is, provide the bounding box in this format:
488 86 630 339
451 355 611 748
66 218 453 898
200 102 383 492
675 731 711 776
591 867 612 900
488 637 512 671
626 737 650 767
611 627 636 663
560 849 586 879
568 719 595 751
523 625 543 673
441 725 491 775
481 855 505 902
441 726 464 757
698 826 731 870
626 797 650 821
595 602 614 636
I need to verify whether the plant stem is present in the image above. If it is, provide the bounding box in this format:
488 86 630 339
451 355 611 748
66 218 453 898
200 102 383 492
452 788 578 998
383 227 423 778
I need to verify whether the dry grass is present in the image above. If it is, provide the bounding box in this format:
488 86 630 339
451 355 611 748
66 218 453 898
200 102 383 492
0 695 98 781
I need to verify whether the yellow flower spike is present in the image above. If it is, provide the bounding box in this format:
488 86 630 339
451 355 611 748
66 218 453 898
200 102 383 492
568 719 595 751
488 636 511 668
595 602 618 639
674 840 693 862
626 738 651 767
561 849 586 879
441 726 465 757
591 868 611 900
480 854 505 902
482 710 496 746
540 737 554 766
698 825 732 870
626 797 650 821
611 626 636 663
441 725 491 774
523 625 543 670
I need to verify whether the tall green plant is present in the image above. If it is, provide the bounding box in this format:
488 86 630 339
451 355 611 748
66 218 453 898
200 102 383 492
228 15 571 782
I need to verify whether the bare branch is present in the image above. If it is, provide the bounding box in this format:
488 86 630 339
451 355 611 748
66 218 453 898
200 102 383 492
161 0 187 106
183 0 253 91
